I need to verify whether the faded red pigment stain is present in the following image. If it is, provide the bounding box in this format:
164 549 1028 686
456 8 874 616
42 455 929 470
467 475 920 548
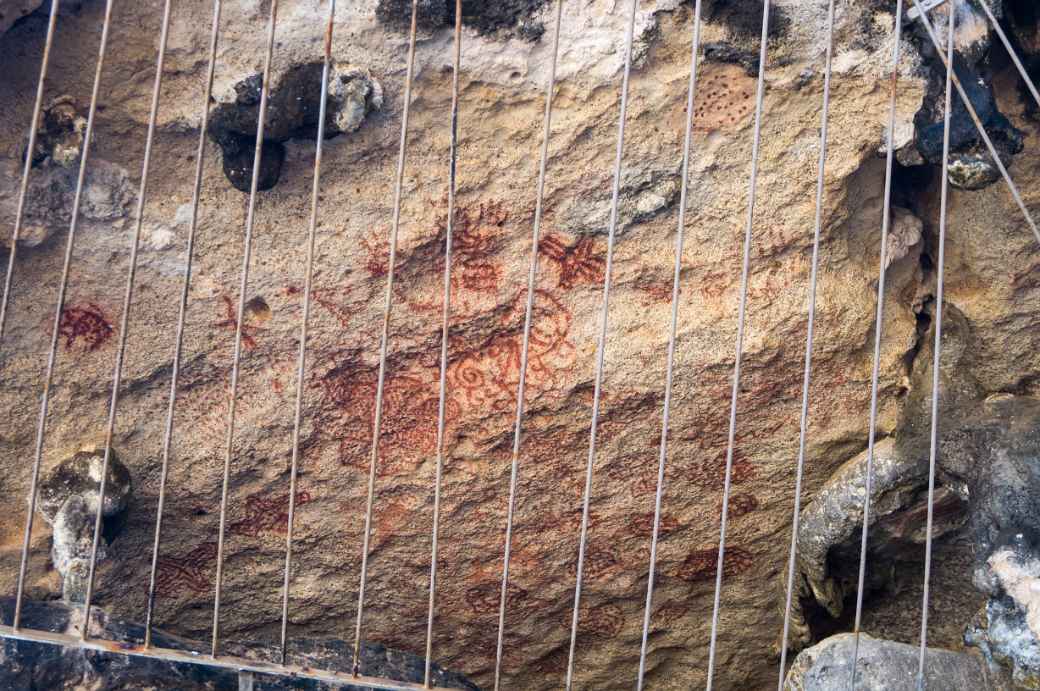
228 490 313 538
212 295 261 350
722 492 760 518
59 303 113 351
539 233 606 290
673 546 754 583
315 364 460 478
153 542 218 596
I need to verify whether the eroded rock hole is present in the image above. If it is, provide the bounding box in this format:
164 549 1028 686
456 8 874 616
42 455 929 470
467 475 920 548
376 0 549 40
208 62 382 192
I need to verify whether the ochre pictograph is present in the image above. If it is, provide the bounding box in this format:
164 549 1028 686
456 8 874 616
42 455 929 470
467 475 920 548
58 303 113 351
674 546 754 583
539 233 606 290
228 489 313 538
153 541 218 596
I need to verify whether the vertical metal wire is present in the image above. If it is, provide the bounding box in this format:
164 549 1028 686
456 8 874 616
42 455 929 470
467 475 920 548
634 3 703 689
423 1 463 685
909 0 1040 247
776 0 836 685
563 1 639 688
704 2 770 688
917 5 955 688
975 0 1040 110
492 2 563 689
144 0 222 650
352 0 421 677
0 0 61 344
211 0 280 658
279 0 337 667
81 0 176 639
849 1 905 685
12 0 116 632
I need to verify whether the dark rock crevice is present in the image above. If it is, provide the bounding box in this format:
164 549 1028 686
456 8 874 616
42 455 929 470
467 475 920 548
376 0 549 41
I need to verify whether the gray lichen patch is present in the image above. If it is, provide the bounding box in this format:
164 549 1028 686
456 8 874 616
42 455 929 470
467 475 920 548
208 63 383 193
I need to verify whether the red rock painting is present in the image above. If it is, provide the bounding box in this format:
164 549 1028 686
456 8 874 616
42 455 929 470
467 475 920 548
540 233 606 290
228 489 313 538
674 546 754 583
58 303 113 351
153 541 218 596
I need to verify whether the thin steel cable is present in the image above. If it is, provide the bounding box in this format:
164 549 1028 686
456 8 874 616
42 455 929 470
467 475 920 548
211 0 280 658
704 2 770 688
352 0 421 677
563 1 639 688
776 0 836 686
0 0 61 344
82 0 176 638
850 1 905 685
910 0 1040 247
976 0 1040 111
424 1 463 685
279 0 337 667
492 2 563 689
12 0 116 632
916 5 955 688
635 3 703 689
144 0 223 650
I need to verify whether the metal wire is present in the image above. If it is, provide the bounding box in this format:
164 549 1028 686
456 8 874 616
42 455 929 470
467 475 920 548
850 1 905 685
492 2 563 689
423 0 463 686
563 1 639 688
704 2 771 688
975 0 1040 111
279 0 337 667
917 4 955 688
635 3 703 689
211 0 280 658
910 0 1040 247
0 0 61 344
352 0 421 677
144 0 223 650
81 0 175 638
776 0 836 685
12 0 116 632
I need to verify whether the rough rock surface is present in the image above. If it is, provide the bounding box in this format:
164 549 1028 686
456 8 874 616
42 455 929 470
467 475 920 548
0 598 477 689
0 1 1037 690
783 633 1005 691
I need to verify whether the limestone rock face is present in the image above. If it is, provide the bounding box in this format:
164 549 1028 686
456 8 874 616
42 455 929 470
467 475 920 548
0 1 1037 690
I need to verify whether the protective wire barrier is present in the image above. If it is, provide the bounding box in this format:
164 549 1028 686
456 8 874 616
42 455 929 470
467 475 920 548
211 0 280 658
849 0 905 685
635 1 703 689
564 0 639 688
705 1 770 687
776 0 835 686
493 1 564 688
5 1 1040 689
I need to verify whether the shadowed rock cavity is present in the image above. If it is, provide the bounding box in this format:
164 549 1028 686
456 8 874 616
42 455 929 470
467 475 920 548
37 448 132 603
376 0 550 40
910 4 1024 190
208 62 383 193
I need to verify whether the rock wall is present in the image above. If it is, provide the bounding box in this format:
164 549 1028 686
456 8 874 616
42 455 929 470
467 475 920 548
0 0 1037 689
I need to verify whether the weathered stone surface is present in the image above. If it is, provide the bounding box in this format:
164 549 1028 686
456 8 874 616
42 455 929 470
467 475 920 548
0 1 1037 689
784 633 1005 691
0 0 42 35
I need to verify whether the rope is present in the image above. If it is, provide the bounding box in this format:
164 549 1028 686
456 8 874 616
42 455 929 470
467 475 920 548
144 0 224 650
564 0 639 687
279 0 337 666
917 3 955 687
705 1 771 687
211 0 280 658
424 0 464 685
12 0 117 632
635 2 703 688
493 1 564 688
353 0 421 675
776 0 836 685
